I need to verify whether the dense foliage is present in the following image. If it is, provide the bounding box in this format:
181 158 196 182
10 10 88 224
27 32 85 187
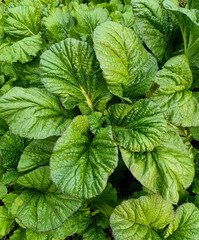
0 0 199 239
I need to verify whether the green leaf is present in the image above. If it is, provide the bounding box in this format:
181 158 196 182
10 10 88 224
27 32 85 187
4 6 41 38
132 0 178 61
0 132 27 167
47 209 91 239
107 99 167 152
26 230 47 240
3 168 22 184
121 126 195 203
0 118 8 137
0 206 15 238
88 183 117 216
0 87 73 139
150 54 199 127
16 166 82 232
44 6 75 42
2 193 19 213
93 21 157 99
72 3 109 43
110 194 174 240
50 115 118 199
189 127 199 140
164 203 199 239
163 0 199 75
0 182 7 199
18 137 56 172
10 229 27 240
83 225 107 240
0 34 42 63
40 38 111 113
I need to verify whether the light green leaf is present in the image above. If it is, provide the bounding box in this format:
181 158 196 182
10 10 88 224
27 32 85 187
0 34 42 63
107 99 167 152
0 132 27 167
83 225 107 240
93 21 157 99
3 168 22 184
110 194 174 240
50 115 118 199
2 193 19 214
121 127 195 203
4 6 41 38
72 3 109 42
0 87 73 139
150 55 199 127
44 6 75 42
40 38 111 113
0 206 15 238
18 137 57 172
132 0 178 61
16 166 82 232
164 203 199 239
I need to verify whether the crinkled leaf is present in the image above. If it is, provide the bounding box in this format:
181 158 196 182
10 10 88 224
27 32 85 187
16 166 82 232
47 209 91 239
110 194 174 240
83 225 107 240
0 182 7 199
132 0 178 61
4 6 41 38
40 38 111 113
26 230 47 240
93 21 158 99
164 203 199 239
108 99 167 152
18 137 56 172
0 87 73 139
150 55 199 127
9 229 27 240
72 3 109 43
44 6 75 42
3 168 22 184
0 132 27 167
50 115 118 199
121 127 195 203
0 34 42 63
0 206 15 238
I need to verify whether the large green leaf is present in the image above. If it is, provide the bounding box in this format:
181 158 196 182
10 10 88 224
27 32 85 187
150 55 199 127
50 115 118 199
132 0 178 61
0 34 42 63
0 132 27 168
110 194 174 240
18 137 56 172
16 166 82 232
163 0 199 75
4 6 41 38
107 99 167 152
164 203 199 239
121 127 195 203
40 38 111 113
44 6 75 42
93 21 157 99
0 87 72 139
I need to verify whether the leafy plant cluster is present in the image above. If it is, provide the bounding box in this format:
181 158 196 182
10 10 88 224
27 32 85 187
0 0 199 239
